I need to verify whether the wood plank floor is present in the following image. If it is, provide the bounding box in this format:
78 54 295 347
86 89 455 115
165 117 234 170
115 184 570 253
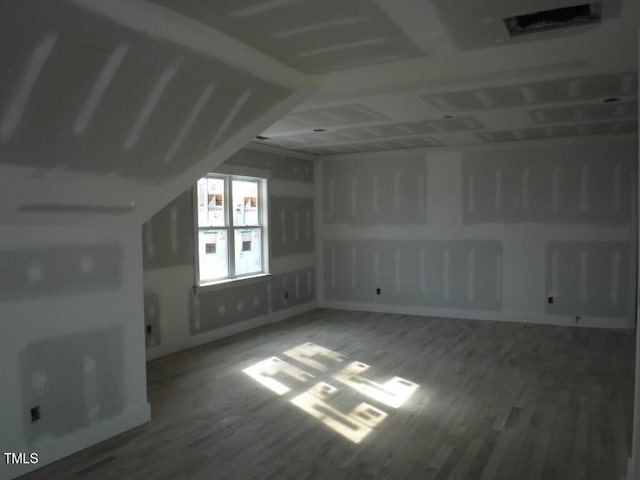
20 309 635 480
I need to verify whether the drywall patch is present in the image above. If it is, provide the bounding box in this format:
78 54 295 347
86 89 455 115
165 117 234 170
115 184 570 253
323 156 427 225
193 268 316 335
0 243 123 300
461 148 633 224
271 268 316 311
142 190 194 270
270 196 314 256
20 326 125 447
545 241 631 318
194 282 269 334
324 239 502 310
144 291 162 349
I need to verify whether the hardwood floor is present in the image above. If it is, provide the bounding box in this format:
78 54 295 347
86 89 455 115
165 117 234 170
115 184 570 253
20 309 635 480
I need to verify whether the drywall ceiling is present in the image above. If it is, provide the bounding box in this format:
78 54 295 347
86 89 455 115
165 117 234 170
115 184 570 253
252 0 639 155
0 0 638 225
0 0 315 225
147 0 425 74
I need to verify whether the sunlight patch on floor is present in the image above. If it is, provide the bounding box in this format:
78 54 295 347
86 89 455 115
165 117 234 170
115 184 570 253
242 343 418 443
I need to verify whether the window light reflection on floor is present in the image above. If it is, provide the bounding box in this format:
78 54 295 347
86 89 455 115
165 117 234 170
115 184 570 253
332 361 419 409
242 343 419 443
242 356 314 396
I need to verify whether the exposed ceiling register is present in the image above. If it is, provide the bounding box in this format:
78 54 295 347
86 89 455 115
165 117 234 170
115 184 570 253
504 3 602 37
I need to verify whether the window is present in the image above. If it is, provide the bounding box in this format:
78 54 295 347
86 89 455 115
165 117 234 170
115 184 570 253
194 173 268 285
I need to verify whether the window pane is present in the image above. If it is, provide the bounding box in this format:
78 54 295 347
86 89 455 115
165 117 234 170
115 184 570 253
197 178 225 227
232 180 259 226
199 229 228 281
234 228 262 276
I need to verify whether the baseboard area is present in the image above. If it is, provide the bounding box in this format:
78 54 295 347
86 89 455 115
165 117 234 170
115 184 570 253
6 403 151 480
319 300 634 330
146 301 318 361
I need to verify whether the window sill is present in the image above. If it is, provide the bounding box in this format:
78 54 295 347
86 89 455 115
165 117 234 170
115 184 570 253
195 273 272 294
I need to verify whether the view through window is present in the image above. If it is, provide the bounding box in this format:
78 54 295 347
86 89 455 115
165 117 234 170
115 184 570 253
195 174 267 285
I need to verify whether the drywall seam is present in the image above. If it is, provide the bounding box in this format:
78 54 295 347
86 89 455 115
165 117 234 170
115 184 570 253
316 132 636 161
70 0 316 89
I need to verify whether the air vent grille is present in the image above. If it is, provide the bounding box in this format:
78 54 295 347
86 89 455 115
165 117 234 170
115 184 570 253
504 3 601 37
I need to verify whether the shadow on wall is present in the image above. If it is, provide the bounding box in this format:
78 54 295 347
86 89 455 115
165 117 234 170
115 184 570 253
0 243 123 300
19 326 125 447
143 190 194 271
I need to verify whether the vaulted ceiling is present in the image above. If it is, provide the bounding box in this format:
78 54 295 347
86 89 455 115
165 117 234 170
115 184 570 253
0 0 638 225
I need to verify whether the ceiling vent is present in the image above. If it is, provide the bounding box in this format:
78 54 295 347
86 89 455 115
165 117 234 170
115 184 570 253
504 3 601 37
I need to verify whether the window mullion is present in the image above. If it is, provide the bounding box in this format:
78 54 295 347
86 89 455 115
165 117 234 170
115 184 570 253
226 176 235 278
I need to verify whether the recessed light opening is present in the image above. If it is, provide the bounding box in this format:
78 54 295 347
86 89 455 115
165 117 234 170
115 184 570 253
255 135 270 140
504 3 601 37
602 97 620 103
313 128 327 133
443 115 453 119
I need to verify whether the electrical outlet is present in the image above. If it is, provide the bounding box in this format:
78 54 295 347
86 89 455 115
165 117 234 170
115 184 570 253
376 288 381 295
284 291 288 299
146 325 152 335
547 296 553 304
30 406 40 423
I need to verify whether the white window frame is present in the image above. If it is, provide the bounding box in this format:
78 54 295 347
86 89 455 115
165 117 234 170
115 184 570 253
193 169 270 290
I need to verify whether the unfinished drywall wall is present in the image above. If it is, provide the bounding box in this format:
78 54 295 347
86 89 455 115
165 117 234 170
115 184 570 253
318 137 637 328
462 147 633 224
0 225 150 479
0 243 124 300
324 239 502 310
270 197 314 256
143 147 316 360
191 268 315 334
545 241 631 318
322 155 426 225
20 327 125 447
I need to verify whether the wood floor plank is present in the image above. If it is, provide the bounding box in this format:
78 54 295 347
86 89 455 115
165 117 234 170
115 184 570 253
18 309 634 480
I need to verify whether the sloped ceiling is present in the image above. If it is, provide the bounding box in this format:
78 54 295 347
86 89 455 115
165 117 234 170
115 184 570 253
0 0 638 225
0 0 315 225
147 0 426 74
